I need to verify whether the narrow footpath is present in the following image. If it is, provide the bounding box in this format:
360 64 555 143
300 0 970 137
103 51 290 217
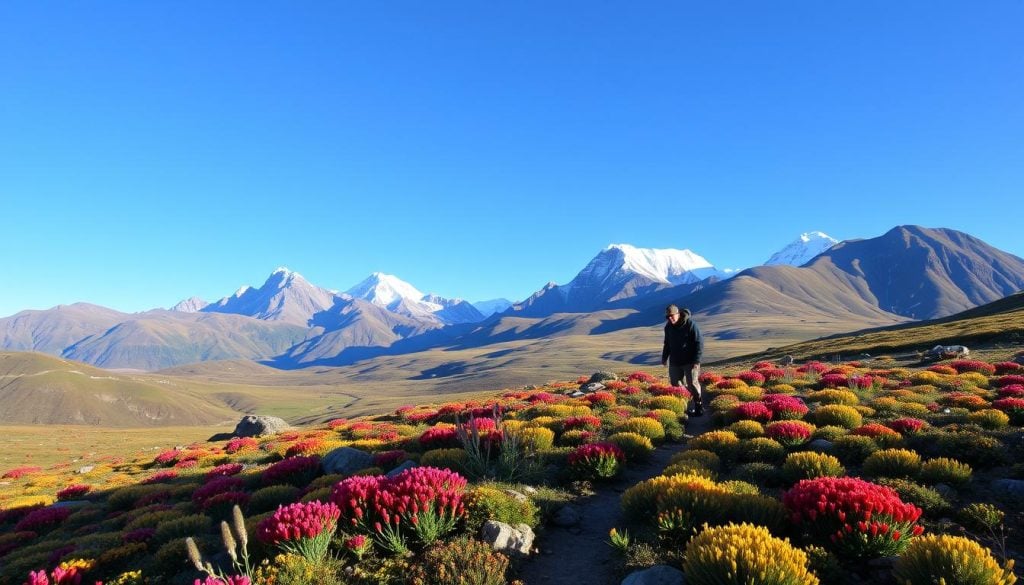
516 412 715 585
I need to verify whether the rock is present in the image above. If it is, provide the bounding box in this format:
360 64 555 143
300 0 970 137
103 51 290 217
932 483 958 500
569 391 585 398
779 355 795 366
621 565 685 585
232 415 291 438
589 371 619 383
992 479 1024 499
925 344 969 359
480 521 534 556
552 504 581 527
503 489 529 503
322 447 374 475
76 466 95 474
1013 352 1024 366
50 500 90 509
579 382 606 393
385 460 418 478
522 485 538 495
808 439 834 452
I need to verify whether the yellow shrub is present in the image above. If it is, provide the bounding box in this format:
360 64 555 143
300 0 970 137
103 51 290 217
683 523 819 585
515 427 555 451
894 535 1016 585
615 417 666 442
689 430 741 461
809 389 860 405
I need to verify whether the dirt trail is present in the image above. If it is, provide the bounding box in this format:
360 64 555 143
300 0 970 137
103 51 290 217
516 412 715 585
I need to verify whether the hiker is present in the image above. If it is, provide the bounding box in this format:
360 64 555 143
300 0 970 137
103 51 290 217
661 304 704 416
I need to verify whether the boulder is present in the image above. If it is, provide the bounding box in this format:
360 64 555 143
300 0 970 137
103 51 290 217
589 371 619 383
503 489 530 503
232 415 291 438
385 460 417 478
808 439 834 452
925 345 969 359
480 521 534 556
50 500 90 509
322 447 374 476
621 565 685 585
580 382 606 393
76 466 95 474
569 391 585 398
992 479 1024 499
779 355 795 366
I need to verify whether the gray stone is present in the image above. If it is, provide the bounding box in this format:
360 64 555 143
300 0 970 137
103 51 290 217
522 485 538 495
322 447 374 476
779 355 795 366
589 371 619 383
579 382 606 393
569 391 586 398
503 489 529 503
50 500 90 509
621 565 685 585
552 504 581 527
480 520 534 556
809 439 834 452
1014 353 1024 366
932 483 958 500
76 466 95 474
385 460 418 478
232 415 291 438
992 479 1024 499
926 344 969 358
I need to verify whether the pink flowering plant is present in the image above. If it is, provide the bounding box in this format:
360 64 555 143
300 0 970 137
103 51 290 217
567 442 626 480
257 501 341 562
330 466 467 553
783 476 924 559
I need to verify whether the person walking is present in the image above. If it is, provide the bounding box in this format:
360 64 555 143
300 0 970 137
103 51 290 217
661 304 704 416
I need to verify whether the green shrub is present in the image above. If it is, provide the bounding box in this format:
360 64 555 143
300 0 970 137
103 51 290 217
958 503 1005 532
832 435 879 465
153 514 212 545
876 478 952 517
465 486 540 531
420 448 469 474
607 432 655 461
249 484 302 514
935 432 1005 468
862 448 922 479
812 425 848 442
739 437 786 464
558 429 594 447
809 389 860 405
730 463 784 487
727 420 765 438
919 457 973 487
408 537 509 585
967 409 1010 430
782 452 845 483
893 535 1016 585
813 405 863 428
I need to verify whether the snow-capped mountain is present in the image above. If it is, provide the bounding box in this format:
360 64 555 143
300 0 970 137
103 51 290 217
199 268 339 326
346 273 484 325
765 232 839 267
473 298 512 317
512 244 732 317
170 297 209 313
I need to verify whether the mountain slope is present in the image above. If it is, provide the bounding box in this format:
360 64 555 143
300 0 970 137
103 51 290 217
0 303 130 355
765 232 839 266
200 268 338 326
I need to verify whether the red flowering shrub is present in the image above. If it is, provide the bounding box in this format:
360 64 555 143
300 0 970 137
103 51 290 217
948 360 996 375
262 455 321 487
604 380 628 391
194 577 251 585
584 391 616 407
887 418 925 434
992 397 1024 423
732 401 773 423
56 484 91 501
651 385 691 398
141 470 178 484
628 371 659 384
852 424 901 439
820 374 849 388
737 371 766 385
123 527 157 543
762 395 809 420
995 374 1024 387
2 466 43 479
802 362 830 375
758 367 787 381
205 463 244 481
714 378 748 390
783 477 923 559
563 415 602 431
225 437 259 454
286 438 327 457
526 392 563 404
994 361 1022 374
848 375 876 390
765 421 814 447
373 450 407 470
998 384 1024 398
257 500 341 561
192 476 246 506
567 442 626 479
619 386 642 395
926 365 957 375
14 506 72 533
698 372 724 386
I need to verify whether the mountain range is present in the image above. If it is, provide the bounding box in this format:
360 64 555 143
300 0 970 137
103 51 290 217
2 226 1022 371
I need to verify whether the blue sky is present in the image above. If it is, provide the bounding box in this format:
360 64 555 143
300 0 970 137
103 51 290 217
1 2 1021 317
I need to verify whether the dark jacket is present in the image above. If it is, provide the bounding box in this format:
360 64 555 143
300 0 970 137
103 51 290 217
662 313 703 365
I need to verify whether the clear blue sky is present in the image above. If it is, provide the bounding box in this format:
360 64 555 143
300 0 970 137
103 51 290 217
1 2 1021 317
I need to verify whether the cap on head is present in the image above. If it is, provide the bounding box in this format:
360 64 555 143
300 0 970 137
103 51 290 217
665 304 680 316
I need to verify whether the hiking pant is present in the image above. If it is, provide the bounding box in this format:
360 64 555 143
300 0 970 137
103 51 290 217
669 364 703 405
